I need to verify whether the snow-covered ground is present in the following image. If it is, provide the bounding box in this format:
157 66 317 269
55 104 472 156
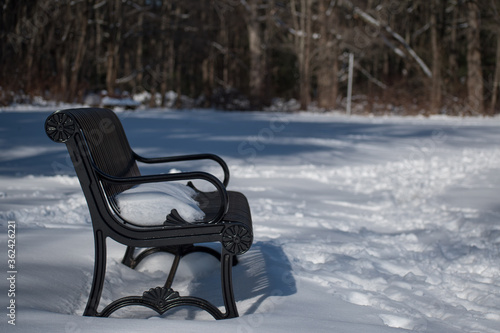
0 108 499 332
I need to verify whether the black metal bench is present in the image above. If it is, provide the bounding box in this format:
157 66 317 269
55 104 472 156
44 108 253 319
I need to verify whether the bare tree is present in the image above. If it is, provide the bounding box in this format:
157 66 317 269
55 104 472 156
316 0 339 110
135 0 146 93
68 1 89 102
340 0 432 78
466 0 484 114
430 0 442 114
290 0 313 110
105 0 123 95
242 0 265 107
490 0 500 114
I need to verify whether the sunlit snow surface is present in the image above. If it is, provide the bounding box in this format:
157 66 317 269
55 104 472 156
0 108 499 332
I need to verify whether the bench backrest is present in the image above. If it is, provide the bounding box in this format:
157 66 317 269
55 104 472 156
46 108 140 197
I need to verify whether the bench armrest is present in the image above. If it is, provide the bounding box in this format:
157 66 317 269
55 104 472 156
133 152 230 187
92 163 229 224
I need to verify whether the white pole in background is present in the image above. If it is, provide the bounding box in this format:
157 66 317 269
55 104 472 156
347 53 354 116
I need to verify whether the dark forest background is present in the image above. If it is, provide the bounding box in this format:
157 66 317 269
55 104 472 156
1 0 499 115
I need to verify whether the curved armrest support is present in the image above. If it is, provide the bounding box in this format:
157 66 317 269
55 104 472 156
134 153 230 187
92 163 229 224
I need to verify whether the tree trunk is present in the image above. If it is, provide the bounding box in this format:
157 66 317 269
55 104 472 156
448 4 458 80
332 39 339 109
201 3 215 107
175 57 182 108
302 0 312 110
68 2 88 102
135 1 145 92
430 0 441 115
262 0 275 106
317 0 338 110
291 0 312 110
94 1 104 85
106 43 116 95
167 40 175 101
159 3 170 107
219 12 229 87
202 56 214 107
491 32 500 114
106 0 122 95
57 8 72 101
317 0 331 109
247 0 263 107
466 1 484 115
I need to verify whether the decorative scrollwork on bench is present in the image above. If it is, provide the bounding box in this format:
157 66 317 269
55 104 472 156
98 286 226 319
222 225 253 255
143 287 180 308
45 112 76 143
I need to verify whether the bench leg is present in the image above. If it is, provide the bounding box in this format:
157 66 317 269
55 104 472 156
97 245 239 319
221 250 238 318
121 246 136 267
164 251 182 289
97 251 238 319
84 230 107 316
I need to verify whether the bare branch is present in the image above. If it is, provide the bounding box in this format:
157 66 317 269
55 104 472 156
340 0 432 78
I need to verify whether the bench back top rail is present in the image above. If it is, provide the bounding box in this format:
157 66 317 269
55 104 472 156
46 108 140 197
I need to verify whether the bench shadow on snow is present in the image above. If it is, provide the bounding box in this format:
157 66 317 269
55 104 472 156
174 241 296 319
235 241 297 316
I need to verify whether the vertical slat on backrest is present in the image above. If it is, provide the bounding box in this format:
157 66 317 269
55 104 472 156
66 108 140 196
